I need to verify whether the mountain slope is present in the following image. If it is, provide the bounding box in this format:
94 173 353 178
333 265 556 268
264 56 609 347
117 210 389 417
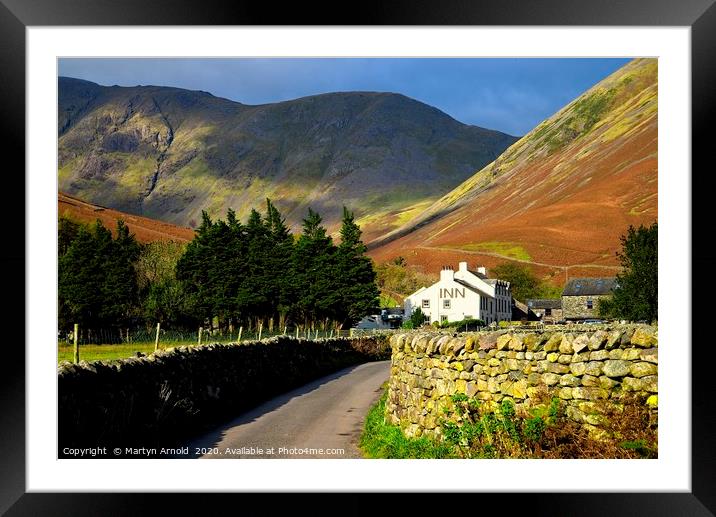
368 58 657 285
59 192 194 243
58 78 517 237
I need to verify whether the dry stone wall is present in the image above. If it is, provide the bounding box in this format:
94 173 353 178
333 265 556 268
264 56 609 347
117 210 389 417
385 325 657 438
58 335 390 456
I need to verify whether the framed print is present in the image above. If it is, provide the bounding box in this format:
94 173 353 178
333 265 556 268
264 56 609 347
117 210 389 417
2 0 714 514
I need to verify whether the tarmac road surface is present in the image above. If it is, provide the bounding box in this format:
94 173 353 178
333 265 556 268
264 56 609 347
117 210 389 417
185 360 391 459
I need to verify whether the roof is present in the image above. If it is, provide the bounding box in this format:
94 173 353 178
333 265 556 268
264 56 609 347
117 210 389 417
470 270 504 284
527 299 561 309
562 277 617 297
513 299 529 313
454 278 494 298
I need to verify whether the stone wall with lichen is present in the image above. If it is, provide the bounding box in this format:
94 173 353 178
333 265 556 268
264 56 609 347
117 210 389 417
385 325 657 438
58 335 390 456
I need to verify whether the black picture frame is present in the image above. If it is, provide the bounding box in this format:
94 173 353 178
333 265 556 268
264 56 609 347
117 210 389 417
2 0 712 515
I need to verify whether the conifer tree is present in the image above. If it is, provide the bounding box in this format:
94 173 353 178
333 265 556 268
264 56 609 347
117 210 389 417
236 208 270 324
262 199 294 324
58 218 142 333
291 208 338 327
58 223 105 329
100 220 141 326
335 207 379 327
176 211 215 322
58 215 81 256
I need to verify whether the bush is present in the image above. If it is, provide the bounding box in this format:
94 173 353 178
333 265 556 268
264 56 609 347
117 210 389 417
438 395 554 458
439 318 485 330
409 307 427 328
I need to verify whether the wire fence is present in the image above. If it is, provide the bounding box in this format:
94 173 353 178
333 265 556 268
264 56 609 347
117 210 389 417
57 323 396 364
58 325 391 347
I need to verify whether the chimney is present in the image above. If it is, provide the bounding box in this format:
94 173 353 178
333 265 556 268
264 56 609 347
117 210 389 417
440 265 454 282
458 261 468 272
477 266 487 276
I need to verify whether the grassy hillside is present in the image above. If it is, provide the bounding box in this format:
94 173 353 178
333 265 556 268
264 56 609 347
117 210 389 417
58 78 517 238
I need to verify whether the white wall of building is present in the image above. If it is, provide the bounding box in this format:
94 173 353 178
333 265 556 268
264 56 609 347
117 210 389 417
454 262 512 323
404 263 512 325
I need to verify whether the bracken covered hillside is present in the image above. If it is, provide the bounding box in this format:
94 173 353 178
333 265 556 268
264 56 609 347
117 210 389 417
368 58 658 285
58 192 194 243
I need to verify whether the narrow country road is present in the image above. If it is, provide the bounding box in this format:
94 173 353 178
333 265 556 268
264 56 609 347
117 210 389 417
185 360 391 459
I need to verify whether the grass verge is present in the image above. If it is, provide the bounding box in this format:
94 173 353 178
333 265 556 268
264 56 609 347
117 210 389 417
360 385 455 458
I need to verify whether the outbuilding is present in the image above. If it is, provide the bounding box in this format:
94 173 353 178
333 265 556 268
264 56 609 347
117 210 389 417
561 277 617 321
526 299 563 323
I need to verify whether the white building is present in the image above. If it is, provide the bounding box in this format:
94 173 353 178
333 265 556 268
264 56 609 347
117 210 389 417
404 262 511 325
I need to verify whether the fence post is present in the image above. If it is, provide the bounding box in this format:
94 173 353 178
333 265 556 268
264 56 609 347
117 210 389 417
258 322 263 341
154 322 161 351
315 329 319 340
198 326 203 346
283 326 287 336
295 327 299 339
238 326 243 343
73 323 79 363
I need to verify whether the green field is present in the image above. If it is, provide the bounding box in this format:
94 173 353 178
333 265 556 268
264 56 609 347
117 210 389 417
56 328 363 364
57 342 204 363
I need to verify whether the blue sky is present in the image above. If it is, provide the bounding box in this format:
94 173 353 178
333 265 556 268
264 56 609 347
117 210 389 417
59 58 631 136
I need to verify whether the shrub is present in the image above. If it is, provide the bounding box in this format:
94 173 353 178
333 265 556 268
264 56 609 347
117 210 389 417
439 318 485 330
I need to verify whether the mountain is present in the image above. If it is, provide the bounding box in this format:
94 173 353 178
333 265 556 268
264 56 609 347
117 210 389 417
367 58 658 285
58 78 517 238
59 192 194 243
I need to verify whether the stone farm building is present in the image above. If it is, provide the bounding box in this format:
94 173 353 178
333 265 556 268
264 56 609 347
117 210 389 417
561 277 617 321
526 299 563 323
404 263 511 325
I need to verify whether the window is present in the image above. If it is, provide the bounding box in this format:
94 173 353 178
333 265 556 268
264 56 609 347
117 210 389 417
422 299 430 309
443 299 451 309
441 315 448 323
545 308 552 316
586 299 593 309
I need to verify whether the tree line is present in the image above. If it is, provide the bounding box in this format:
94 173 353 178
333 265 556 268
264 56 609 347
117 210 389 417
58 201 379 338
